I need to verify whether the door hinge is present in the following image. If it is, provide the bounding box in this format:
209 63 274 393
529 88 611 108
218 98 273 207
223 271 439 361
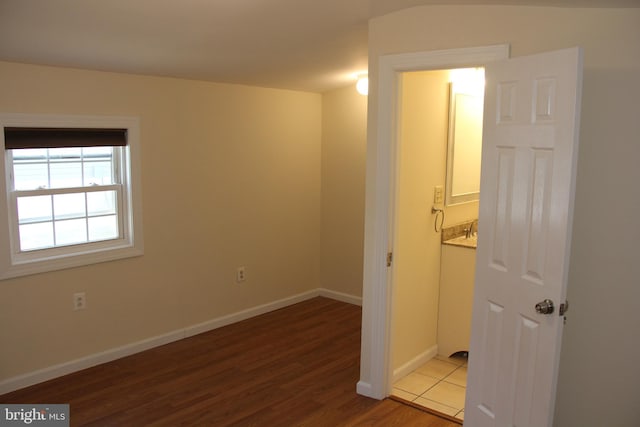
386 252 393 267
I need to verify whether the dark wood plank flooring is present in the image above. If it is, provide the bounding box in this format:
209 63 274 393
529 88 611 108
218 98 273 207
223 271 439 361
1 297 459 426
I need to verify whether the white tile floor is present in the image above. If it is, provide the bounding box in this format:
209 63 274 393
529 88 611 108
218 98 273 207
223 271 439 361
392 355 467 421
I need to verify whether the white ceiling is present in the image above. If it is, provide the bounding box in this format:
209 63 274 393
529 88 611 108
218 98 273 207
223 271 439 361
0 0 637 93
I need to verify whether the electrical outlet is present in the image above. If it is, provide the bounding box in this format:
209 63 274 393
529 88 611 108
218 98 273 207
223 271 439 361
73 292 86 311
236 266 246 283
434 185 444 204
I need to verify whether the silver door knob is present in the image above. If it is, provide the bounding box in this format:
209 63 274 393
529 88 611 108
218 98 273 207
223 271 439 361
535 299 554 315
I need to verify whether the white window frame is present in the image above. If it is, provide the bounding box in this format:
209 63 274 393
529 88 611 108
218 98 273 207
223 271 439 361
0 114 144 280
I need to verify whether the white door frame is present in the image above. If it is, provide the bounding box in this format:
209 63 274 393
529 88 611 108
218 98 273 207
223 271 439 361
357 44 510 399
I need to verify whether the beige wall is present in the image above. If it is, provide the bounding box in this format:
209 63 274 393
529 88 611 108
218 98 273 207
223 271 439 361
320 85 367 297
0 62 322 381
391 70 448 371
369 6 640 426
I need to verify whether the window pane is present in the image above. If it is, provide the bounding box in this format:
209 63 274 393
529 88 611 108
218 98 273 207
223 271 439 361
87 191 116 216
20 222 54 251
82 146 113 160
48 147 81 160
13 163 49 190
88 215 118 241
84 161 113 185
12 149 48 161
53 193 86 220
17 196 52 224
55 218 87 246
50 162 82 188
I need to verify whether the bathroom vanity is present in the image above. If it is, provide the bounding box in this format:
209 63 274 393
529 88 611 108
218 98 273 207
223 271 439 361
437 225 477 358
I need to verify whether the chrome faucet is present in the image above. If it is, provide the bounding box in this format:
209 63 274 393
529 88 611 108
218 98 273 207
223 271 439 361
465 220 477 239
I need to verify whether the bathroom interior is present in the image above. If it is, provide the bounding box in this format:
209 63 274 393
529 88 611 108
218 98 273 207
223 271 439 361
389 67 485 422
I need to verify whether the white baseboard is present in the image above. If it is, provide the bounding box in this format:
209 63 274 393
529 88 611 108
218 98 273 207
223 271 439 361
184 289 321 337
0 329 186 396
356 345 439 401
0 288 361 395
392 344 438 383
317 288 362 306
356 380 377 399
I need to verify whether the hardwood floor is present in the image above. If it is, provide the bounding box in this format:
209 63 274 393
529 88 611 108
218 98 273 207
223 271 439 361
1 297 460 426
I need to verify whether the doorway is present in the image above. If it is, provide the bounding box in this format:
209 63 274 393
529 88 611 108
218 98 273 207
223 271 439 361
358 45 583 427
356 44 509 401
387 67 483 422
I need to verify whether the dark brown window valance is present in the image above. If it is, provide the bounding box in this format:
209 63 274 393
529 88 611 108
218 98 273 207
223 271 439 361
4 127 127 149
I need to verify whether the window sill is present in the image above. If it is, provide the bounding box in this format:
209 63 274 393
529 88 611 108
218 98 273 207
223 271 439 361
0 243 143 280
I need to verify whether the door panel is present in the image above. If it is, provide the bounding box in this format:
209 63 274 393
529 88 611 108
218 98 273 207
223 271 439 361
466 47 583 427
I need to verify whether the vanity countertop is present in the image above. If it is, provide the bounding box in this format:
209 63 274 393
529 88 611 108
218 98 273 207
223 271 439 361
441 220 478 249
443 234 477 249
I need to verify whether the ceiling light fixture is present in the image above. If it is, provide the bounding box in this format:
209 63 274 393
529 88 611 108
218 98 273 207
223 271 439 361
356 74 369 96
449 67 485 96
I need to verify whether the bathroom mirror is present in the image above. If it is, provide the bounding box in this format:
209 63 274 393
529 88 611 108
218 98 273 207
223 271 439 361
445 84 484 206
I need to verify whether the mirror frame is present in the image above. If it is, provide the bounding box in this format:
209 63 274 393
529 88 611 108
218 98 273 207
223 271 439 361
445 84 483 206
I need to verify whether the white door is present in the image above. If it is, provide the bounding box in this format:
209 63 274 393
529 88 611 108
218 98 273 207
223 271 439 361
465 47 583 426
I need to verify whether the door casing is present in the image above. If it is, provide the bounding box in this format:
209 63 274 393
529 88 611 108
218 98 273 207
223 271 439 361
357 44 510 399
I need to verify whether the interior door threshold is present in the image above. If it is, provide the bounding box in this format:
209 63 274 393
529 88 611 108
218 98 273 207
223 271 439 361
388 395 463 425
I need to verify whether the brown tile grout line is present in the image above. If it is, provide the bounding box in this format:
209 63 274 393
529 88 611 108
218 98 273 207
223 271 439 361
394 377 465 413
392 358 469 419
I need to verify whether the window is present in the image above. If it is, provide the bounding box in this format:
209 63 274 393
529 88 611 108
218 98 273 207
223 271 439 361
0 115 143 279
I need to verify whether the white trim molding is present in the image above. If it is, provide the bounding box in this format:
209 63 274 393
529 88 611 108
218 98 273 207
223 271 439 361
0 113 144 280
392 344 438 383
318 288 363 306
184 288 361 339
0 288 361 395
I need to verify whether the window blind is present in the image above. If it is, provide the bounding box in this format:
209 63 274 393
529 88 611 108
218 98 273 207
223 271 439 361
4 127 127 149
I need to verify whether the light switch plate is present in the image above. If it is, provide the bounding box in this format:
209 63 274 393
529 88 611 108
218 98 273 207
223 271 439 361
434 186 444 204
